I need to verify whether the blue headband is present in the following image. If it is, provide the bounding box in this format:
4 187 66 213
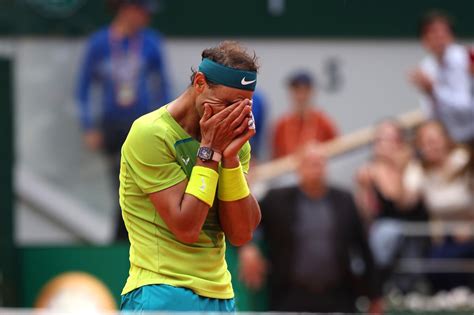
198 58 257 91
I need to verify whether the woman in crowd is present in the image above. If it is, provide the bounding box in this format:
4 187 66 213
356 120 428 291
402 120 474 291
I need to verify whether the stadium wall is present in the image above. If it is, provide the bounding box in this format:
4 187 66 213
0 0 474 38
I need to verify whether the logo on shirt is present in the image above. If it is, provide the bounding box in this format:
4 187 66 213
241 77 256 86
181 156 190 165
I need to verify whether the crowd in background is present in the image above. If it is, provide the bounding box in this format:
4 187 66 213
75 1 474 313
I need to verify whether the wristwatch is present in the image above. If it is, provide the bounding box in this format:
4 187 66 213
197 146 222 162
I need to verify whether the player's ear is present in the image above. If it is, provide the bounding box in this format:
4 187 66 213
193 72 208 94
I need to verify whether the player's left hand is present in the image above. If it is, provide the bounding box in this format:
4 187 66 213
409 68 433 94
222 99 256 164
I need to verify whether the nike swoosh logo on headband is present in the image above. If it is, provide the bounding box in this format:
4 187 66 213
241 77 256 85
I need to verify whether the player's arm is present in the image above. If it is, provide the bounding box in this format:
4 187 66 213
148 102 249 244
149 159 218 244
218 171 261 246
218 118 261 247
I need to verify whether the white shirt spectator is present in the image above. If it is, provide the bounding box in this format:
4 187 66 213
404 147 473 219
420 44 474 142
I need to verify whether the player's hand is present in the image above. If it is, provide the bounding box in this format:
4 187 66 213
239 244 267 290
221 99 256 166
200 99 251 153
83 130 103 151
409 68 433 94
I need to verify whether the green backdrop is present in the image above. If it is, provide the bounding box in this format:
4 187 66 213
0 0 473 38
19 244 267 311
0 58 17 307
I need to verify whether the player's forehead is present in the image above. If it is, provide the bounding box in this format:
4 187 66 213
211 84 253 104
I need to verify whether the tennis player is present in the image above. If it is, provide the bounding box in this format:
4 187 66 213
119 41 261 312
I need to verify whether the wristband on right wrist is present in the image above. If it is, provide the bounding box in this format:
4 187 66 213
185 165 219 207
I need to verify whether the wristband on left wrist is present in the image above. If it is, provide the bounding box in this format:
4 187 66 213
222 155 239 168
218 163 250 202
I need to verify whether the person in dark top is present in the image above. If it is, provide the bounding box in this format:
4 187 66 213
356 120 427 222
356 120 428 291
240 143 382 313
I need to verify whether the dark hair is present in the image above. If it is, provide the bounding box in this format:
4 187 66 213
418 9 454 37
287 71 314 88
190 41 259 85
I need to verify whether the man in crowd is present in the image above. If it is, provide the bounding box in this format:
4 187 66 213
75 0 170 240
119 41 261 312
272 71 338 158
239 143 382 313
410 10 474 145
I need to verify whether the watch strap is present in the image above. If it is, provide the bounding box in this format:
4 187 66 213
212 151 222 162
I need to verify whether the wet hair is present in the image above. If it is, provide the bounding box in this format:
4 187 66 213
190 41 259 86
418 9 455 37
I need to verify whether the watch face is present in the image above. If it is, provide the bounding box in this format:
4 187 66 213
198 147 213 161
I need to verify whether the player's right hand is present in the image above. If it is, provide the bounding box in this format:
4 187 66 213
199 99 251 153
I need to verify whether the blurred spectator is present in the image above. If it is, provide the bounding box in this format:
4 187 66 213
249 90 268 160
356 120 428 291
75 0 170 241
272 71 338 158
410 10 474 169
240 144 381 313
401 121 474 291
356 121 416 222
